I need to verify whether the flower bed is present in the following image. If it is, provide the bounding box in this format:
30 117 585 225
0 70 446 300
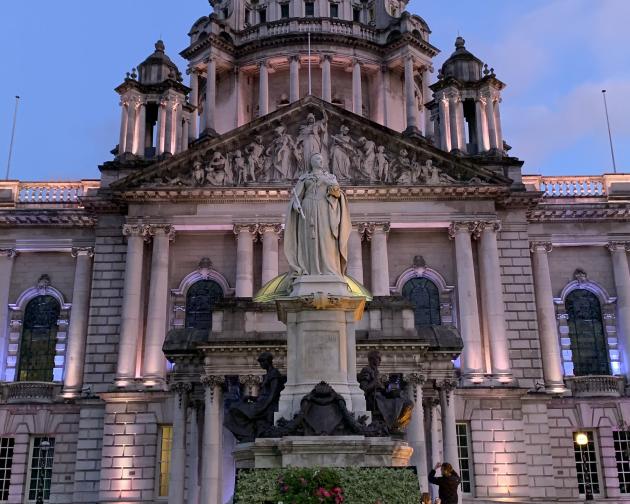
234 466 420 504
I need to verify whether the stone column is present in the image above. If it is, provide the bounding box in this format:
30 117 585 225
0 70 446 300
204 57 217 135
455 96 467 153
352 59 362 116
404 55 418 133
485 93 498 149
200 375 224 504
448 94 460 151
186 404 201 504
608 242 630 379
380 65 389 127
475 97 490 153
367 223 390 296
0 249 17 378
530 242 565 392
142 224 175 386
189 68 199 139
494 97 503 150
438 96 451 152
422 67 432 136
477 222 512 382
233 66 242 129
428 399 441 468
234 224 257 297
156 100 167 155
260 224 281 286
62 247 94 398
449 222 484 381
118 100 129 155
439 380 459 477
133 101 146 157
169 100 181 154
125 100 137 155
259 60 269 116
289 56 300 103
321 55 332 103
405 373 428 493
181 116 189 152
168 383 191 504
347 226 364 283
115 225 146 386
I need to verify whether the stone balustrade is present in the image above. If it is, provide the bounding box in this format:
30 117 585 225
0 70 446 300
565 375 626 397
2 381 62 403
0 180 100 206
523 174 630 198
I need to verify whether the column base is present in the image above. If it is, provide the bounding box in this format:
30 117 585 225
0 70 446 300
60 387 81 399
113 375 136 389
461 371 485 386
200 127 219 139
142 375 168 390
491 371 514 384
544 380 567 394
402 126 424 140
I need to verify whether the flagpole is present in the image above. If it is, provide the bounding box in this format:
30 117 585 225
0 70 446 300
5 95 19 180
308 32 312 95
601 89 617 174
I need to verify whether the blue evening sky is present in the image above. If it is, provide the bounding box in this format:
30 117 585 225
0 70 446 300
0 0 628 181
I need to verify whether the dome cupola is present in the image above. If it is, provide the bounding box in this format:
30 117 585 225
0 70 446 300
438 36 483 82
137 40 183 85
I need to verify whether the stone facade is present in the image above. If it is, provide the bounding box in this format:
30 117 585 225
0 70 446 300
1 2 630 503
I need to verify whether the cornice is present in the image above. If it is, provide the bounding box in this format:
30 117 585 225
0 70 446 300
0 210 96 227
528 203 630 223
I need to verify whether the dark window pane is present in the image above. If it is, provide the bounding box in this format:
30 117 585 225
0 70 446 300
353 8 360 21
330 3 338 17
259 8 266 23
281 3 289 17
185 280 223 331
17 296 60 382
305 1 314 16
28 437 55 501
402 277 441 328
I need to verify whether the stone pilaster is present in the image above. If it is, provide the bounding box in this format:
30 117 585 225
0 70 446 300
189 67 199 139
405 373 428 492
321 55 332 102
259 60 269 116
352 59 362 116
477 221 512 383
62 246 94 398
258 224 282 286
365 222 390 296
475 96 490 153
404 55 418 133
289 56 300 102
125 98 137 155
168 382 191 504
484 91 498 150
438 95 451 152
156 99 167 155
142 224 175 387
530 242 565 392
200 375 225 504
133 100 146 157
449 222 484 382
234 224 257 297
438 380 459 484
203 57 217 135
608 241 630 379
115 225 146 387
347 225 364 283
118 99 129 155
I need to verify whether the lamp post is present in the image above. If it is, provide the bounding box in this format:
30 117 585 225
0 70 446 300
36 440 50 504
575 432 593 501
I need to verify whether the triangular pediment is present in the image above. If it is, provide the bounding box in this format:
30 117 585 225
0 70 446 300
111 95 511 192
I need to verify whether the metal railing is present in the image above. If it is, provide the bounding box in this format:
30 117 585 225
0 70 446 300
0 180 100 205
565 375 625 397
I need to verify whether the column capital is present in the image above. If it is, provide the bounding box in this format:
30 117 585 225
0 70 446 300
203 56 216 65
475 220 501 235
322 54 332 63
448 221 476 239
122 223 145 237
0 248 18 259
607 241 630 252
71 246 95 258
188 66 201 76
234 223 259 236
530 241 553 254
403 372 425 386
170 382 193 408
200 374 225 393
240 374 262 388
257 223 283 236
144 223 176 241
361 222 390 241
289 54 301 64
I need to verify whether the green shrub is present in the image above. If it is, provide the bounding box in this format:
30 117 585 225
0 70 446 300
234 466 420 504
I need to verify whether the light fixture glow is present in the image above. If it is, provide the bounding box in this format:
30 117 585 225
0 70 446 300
575 432 589 446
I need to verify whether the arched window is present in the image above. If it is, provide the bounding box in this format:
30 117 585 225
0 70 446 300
17 295 60 382
566 289 609 376
402 277 441 327
185 280 224 331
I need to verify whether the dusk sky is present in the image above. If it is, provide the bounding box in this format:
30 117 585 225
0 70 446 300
1 0 628 181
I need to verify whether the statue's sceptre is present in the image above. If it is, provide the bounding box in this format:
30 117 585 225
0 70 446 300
291 187 306 219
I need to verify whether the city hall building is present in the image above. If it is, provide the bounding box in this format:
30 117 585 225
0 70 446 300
0 0 629 502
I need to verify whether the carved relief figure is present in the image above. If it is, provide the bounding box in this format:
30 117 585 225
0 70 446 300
246 135 266 181
391 148 411 183
284 153 352 278
233 150 251 185
206 151 230 186
375 145 389 182
358 137 376 181
192 160 205 186
266 125 297 180
329 125 355 180
296 110 328 173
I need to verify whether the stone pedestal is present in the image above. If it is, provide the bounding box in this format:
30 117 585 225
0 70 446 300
233 436 412 469
275 275 367 421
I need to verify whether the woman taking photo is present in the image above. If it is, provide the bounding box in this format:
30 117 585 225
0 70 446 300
428 462 461 504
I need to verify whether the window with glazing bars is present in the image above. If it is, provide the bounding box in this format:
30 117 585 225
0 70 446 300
0 438 14 501
456 422 473 493
157 425 173 497
573 431 601 495
614 430 630 493
27 437 55 502
280 3 290 17
305 1 314 16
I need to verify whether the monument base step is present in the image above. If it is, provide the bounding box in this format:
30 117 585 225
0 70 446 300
233 435 412 469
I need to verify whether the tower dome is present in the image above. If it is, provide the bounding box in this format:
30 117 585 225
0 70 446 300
439 36 483 82
137 40 183 85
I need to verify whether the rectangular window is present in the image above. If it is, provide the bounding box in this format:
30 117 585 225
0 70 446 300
157 425 173 497
353 7 361 22
614 430 630 493
27 437 55 502
259 7 267 23
0 438 14 501
329 3 339 17
305 1 315 16
456 423 473 493
573 431 601 496
281 3 290 18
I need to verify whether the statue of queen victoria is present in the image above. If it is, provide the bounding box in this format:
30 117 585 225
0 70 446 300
284 152 352 279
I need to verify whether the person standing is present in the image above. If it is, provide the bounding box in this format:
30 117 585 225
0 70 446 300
428 462 461 504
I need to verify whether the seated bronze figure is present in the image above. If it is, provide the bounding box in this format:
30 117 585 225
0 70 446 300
224 352 285 442
358 350 413 433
